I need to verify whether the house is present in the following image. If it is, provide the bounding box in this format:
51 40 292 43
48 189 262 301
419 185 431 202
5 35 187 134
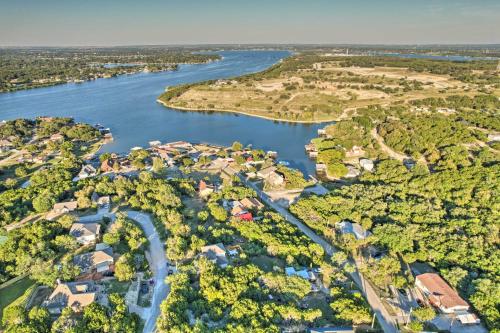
97 196 110 208
70 223 101 245
49 133 64 141
73 250 114 274
236 211 253 221
200 243 228 268
47 201 78 220
317 128 327 137
316 163 327 173
43 281 97 314
285 267 314 281
77 164 97 180
415 273 470 314
359 158 374 172
0 139 14 153
487 133 500 142
149 140 162 147
231 204 245 216
309 327 354 333
240 197 264 211
336 221 371 240
53 201 78 214
344 165 361 178
198 180 215 197
345 145 364 157
257 166 284 187
100 159 114 172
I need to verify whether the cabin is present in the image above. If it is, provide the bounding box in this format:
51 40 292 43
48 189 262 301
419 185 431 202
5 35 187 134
43 281 97 314
70 223 101 245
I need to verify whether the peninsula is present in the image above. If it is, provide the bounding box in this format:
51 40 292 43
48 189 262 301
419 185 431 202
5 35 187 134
158 53 499 123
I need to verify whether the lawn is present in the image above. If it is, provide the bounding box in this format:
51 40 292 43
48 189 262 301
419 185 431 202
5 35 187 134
0 277 36 324
250 255 284 272
102 279 130 295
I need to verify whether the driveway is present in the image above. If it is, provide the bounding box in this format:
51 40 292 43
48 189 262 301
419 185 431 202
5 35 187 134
127 211 169 333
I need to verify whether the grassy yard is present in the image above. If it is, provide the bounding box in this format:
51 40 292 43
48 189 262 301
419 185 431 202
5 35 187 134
102 279 130 295
0 277 36 324
250 255 284 272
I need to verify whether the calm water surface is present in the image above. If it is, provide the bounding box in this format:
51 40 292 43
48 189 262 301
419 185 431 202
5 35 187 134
0 51 327 175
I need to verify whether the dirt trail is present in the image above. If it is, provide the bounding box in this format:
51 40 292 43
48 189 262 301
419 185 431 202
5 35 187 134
370 128 409 162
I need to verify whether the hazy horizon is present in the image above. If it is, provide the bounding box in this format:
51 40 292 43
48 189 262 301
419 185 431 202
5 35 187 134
1 0 499 46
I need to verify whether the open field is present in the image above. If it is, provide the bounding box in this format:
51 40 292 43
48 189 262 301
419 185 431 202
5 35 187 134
0 277 35 324
159 54 499 122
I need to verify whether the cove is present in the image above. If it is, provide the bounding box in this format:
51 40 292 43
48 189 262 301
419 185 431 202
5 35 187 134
0 51 327 175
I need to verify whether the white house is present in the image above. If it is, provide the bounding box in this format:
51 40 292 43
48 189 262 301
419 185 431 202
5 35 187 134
70 223 101 245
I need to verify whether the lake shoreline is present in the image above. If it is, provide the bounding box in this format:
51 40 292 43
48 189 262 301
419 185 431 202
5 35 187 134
156 99 337 124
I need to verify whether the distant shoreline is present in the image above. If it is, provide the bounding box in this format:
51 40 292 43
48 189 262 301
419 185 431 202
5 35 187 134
156 99 337 124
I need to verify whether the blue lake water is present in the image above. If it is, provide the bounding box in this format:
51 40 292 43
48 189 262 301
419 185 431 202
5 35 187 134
0 51 326 175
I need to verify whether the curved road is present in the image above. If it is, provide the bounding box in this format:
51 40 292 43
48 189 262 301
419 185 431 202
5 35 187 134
240 176 398 333
127 211 169 333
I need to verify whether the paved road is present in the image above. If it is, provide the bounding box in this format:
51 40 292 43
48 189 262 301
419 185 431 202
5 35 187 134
127 211 169 333
78 209 169 333
241 176 398 333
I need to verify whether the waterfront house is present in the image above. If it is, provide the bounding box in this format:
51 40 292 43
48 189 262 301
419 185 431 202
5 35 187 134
415 273 470 314
70 223 101 245
257 166 284 187
200 243 228 268
43 281 97 314
100 159 114 172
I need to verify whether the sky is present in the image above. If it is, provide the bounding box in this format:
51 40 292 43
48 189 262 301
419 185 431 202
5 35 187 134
0 0 499 46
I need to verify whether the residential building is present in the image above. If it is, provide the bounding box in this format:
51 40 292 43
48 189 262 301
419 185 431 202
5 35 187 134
53 201 78 214
240 197 264 211
359 158 374 172
100 159 114 172
73 250 114 275
336 221 371 240
415 273 470 314
198 180 215 197
75 164 97 180
43 281 97 314
200 243 228 268
257 166 284 186
70 223 101 245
